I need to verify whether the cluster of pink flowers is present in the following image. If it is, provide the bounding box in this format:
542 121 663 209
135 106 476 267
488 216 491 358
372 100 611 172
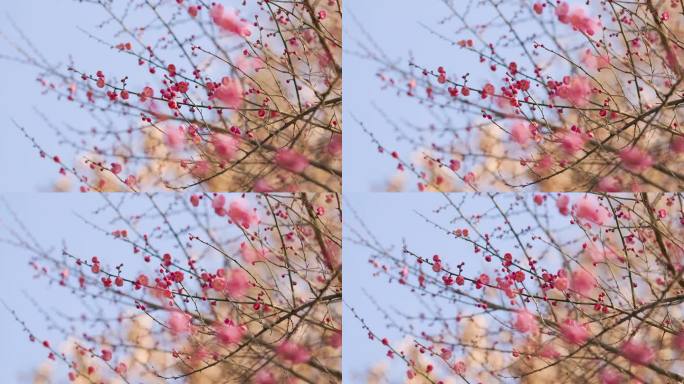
212 134 239 161
570 268 595 295
227 198 260 229
512 309 538 334
164 126 185 151
212 77 244 109
620 340 655 365
556 75 592 106
555 2 598 35
510 121 533 146
210 267 250 298
275 148 310 173
581 50 611 71
619 147 653 172
560 319 591 345
559 130 587 154
240 242 268 264
215 321 245 345
210 195 259 229
210 4 251 37
167 311 192 335
573 195 610 226
276 340 311 364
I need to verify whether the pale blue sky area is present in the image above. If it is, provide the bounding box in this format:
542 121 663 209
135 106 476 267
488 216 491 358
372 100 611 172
0 194 135 381
343 193 466 382
343 0 458 192
0 0 139 192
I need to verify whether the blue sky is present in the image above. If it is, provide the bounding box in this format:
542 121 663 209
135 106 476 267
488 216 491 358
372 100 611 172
0 1 116 369
343 193 466 382
0 0 139 192
0 193 133 381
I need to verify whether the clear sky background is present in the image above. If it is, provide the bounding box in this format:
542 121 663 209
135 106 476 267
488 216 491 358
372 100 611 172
0 194 137 382
343 0 458 193
343 193 470 382
343 192 574 382
0 0 140 192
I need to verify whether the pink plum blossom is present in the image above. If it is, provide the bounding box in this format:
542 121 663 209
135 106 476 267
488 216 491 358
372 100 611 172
211 4 251 37
276 340 311 364
557 76 592 106
212 194 227 216
275 148 310 173
168 311 191 335
510 122 532 146
570 268 595 295
574 195 610 225
597 177 622 192
600 368 623 384
254 370 277 384
556 195 570 216
225 268 250 298
253 178 275 192
559 131 586 154
513 309 538 334
213 77 243 108
215 321 245 345
621 339 655 365
619 147 653 172
227 198 259 229
581 50 611 71
672 136 684 154
213 134 238 161
556 2 597 35
165 126 185 151
539 344 560 359
327 133 342 156
240 242 267 264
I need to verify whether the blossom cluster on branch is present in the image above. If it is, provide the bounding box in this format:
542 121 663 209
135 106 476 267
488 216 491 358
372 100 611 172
352 0 684 192
1 192 341 383
6 0 341 192
347 192 684 383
